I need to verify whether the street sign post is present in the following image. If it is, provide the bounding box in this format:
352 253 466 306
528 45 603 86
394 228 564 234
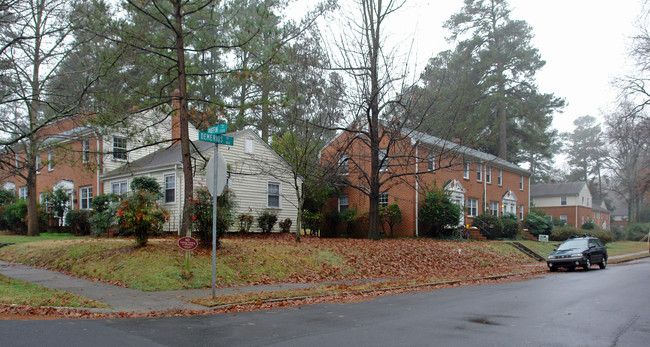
198 132 234 146
207 123 227 134
198 125 234 299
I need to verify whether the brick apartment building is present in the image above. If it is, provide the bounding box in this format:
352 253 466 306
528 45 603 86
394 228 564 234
320 125 530 237
0 111 173 223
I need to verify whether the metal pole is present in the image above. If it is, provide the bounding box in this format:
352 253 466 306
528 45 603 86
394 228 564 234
212 143 218 299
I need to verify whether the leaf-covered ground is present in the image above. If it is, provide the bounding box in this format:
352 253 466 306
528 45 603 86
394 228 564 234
0 234 543 292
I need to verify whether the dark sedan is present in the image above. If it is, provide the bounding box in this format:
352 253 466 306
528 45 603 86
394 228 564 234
547 235 608 271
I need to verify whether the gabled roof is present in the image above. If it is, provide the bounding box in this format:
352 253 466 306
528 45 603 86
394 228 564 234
591 199 610 213
530 182 586 197
100 129 264 179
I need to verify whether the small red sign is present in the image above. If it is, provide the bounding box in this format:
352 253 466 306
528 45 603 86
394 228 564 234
178 236 198 251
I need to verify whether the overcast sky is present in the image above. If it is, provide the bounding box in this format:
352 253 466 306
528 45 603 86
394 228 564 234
302 0 644 134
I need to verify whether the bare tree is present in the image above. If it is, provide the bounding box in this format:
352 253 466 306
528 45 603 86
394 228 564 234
324 0 468 240
0 0 80 236
603 101 650 223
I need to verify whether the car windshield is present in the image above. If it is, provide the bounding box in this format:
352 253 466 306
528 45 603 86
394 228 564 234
557 239 588 251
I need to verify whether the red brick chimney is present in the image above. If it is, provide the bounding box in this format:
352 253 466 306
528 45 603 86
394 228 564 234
171 89 181 144
454 138 461 144
551 179 556 184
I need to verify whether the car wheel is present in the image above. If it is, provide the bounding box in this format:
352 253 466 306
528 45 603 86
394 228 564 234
599 258 607 269
549 267 557 272
583 258 591 271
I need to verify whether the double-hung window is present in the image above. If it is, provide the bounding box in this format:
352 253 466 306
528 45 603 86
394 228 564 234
113 136 128 161
111 181 128 195
79 186 93 210
427 152 435 171
463 162 470 179
164 174 175 203
519 204 524 220
486 166 492 184
19 186 27 200
48 150 54 171
561 196 567 206
338 194 349 212
82 140 90 163
498 169 503 186
519 175 524 190
490 201 499 216
36 153 41 173
467 198 478 217
379 192 388 207
338 154 349 175
476 163 483 182
267 182 280 208
379 149 388 172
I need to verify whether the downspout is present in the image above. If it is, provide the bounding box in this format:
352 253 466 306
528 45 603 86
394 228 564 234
414 142 419 237
483 162 487 213
575 193 579 228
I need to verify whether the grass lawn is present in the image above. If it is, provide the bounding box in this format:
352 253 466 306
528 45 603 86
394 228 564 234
606 241 649 256
0 274 108 308
0 231 81 244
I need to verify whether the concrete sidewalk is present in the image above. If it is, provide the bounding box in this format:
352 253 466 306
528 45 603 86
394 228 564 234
0 260 316 313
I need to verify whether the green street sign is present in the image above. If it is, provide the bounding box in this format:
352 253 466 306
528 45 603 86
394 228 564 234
207 124 227 134
199 132 234 146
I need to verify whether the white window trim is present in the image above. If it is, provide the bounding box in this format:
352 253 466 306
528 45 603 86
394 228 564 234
36 153 41 174
338 194 349 212
379 192 389 207
82 140 89 163
379 149 388 172
467 198 478 217
267 181 281 209
427 151 435 171
519 175 524 190
163 174 176 204
463 162 470 179
339 154 349 175
476 163 483 182
111 180 128 195
48 150 54 171
19 186 27 200
244 137 255 154
490 201 499 216
498 169 503 186
79 186 93 210
486 166 492 184
561 196 567 206
112 136 128 161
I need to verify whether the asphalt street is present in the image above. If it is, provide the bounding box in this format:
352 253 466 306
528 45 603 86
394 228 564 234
1 258 649 347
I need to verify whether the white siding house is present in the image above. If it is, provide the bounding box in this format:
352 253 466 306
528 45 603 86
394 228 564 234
101 128 301 234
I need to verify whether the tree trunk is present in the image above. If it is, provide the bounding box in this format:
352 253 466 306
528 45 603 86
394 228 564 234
172 0 192 236
27 3 43 237
367 0 381 241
